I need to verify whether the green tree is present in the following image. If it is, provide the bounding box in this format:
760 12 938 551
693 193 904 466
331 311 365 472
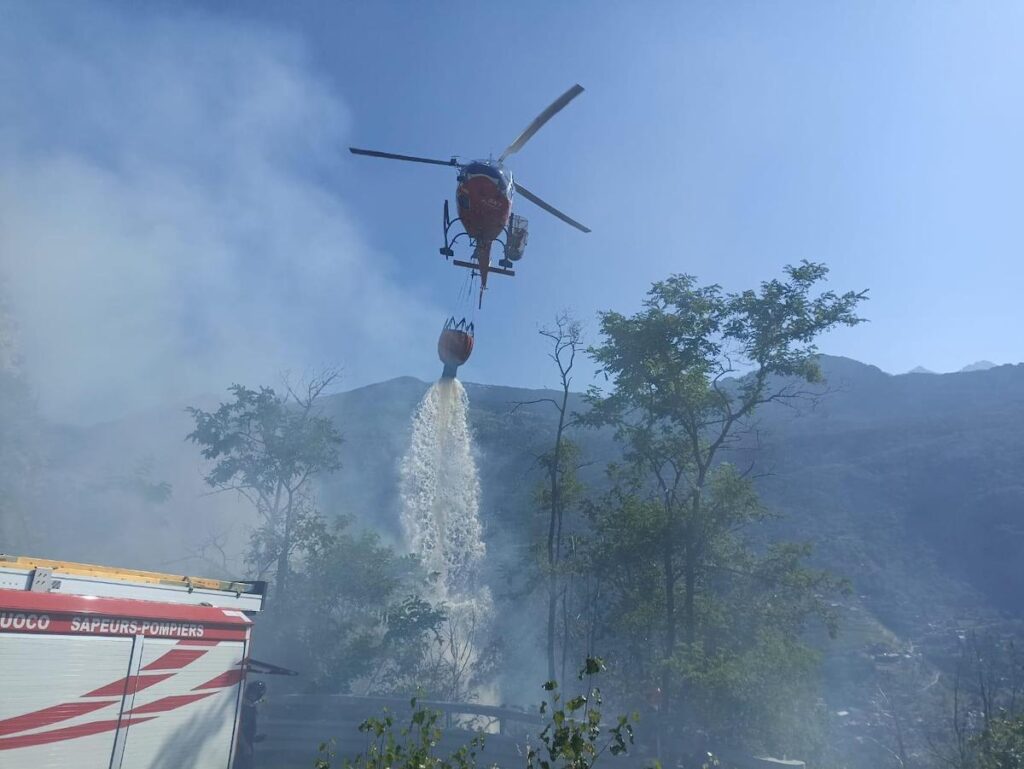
517 312 587 684
186 371 343 604
975 715 1024 769
925 633 1024 769
290 516 446 694
581 262 866 754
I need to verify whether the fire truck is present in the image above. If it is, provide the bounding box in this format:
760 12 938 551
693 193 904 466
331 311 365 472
0 554 266 769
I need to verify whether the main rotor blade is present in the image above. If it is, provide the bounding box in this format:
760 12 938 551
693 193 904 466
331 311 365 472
499 84 584 162
349 147 458 167
514 182 591 233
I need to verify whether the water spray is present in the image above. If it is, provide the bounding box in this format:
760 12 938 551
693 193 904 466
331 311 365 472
400 360 493 701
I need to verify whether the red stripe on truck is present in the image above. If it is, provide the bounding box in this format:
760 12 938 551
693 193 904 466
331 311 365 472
192 668 244 690
0 609 248 640
0 717 156 750
83 673 173 698
141 649 207 670
0 591 251 626
127 692 216 715
0 701 115 737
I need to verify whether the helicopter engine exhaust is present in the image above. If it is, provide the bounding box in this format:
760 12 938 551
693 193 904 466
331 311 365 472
438 317 474 379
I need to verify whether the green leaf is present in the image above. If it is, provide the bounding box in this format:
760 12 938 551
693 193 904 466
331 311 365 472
566 695 587 712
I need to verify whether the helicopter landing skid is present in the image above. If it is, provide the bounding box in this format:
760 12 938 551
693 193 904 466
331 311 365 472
440 200 467 259
452 259 515 278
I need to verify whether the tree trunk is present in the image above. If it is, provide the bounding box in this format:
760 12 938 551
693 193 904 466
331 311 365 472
561 582 570 685
547 576 558 682
683 555 696 647
684 490 702 647
662 531 676 708
546 387 569 682
276 488 294 605
546 443 559 683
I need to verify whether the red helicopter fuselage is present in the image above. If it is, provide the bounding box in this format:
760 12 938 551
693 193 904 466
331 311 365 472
456 161 513 242
455 162 513 304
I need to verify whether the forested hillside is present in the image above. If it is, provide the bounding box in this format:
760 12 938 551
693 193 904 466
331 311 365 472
4 354 1023 766
9 356 1024 646
308 356 1024 628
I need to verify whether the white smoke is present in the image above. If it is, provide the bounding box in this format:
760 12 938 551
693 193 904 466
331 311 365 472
0 4 439 423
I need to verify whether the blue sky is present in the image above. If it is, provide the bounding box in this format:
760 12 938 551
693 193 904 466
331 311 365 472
2 2 1023 420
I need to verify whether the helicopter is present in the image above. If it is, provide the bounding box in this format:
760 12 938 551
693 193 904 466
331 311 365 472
349 84 590 308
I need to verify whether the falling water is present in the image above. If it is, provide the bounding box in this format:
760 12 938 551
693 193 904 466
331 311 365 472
400 378 493 702
400 376 492 613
